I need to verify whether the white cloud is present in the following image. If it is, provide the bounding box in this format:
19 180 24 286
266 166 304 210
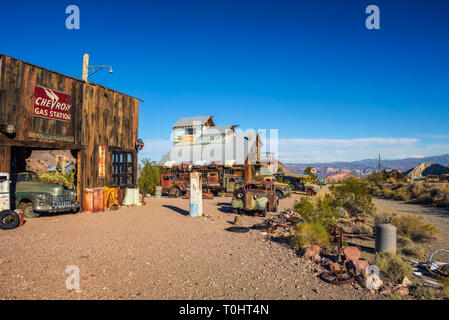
271 137 449 163
138 136 449 164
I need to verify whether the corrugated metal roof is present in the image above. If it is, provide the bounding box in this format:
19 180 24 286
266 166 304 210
173 116 213 128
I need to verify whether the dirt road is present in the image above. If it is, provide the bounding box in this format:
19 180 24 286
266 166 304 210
0 194 378 300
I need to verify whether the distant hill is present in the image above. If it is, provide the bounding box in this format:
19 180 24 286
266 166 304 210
285 154 449 178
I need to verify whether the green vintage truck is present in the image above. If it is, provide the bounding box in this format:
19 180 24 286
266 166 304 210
12 171 80 218
231 180 278 217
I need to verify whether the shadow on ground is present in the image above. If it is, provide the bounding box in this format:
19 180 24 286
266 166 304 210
162 205 189 216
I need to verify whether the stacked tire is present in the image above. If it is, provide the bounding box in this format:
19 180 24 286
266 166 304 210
0 210 20 230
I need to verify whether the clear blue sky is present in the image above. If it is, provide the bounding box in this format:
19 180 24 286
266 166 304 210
1 0 448 162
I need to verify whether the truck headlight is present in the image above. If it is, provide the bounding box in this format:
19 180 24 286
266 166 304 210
37 193 47 201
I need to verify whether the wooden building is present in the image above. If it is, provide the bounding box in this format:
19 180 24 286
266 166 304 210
0 54 141 210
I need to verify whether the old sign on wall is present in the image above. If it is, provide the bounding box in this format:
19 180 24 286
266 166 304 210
33 85 73 122
98 146 106 178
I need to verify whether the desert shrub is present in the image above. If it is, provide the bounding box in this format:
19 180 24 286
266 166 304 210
293 194 339 228
390 213 440 242
441 277 449 299
289 221 330 250
138 159 161 196
382 188 394 198
374 251 413 284
416 192 433 204
410 286 445 300
39 171 74 189
350 222 373 236
401 244 425 259
410 182 425 198
330 178 376 216
393 187 412 201
366 172 384 184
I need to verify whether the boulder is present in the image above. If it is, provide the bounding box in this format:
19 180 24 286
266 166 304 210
301 245 321 259
393 286 409 296
380 286 392 295
402 276 412 287
343 246 361 261
346 259 370 275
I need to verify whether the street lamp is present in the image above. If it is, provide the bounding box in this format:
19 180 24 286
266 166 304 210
82 53 113 81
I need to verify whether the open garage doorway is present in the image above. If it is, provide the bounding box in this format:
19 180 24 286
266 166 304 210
9 147 80 218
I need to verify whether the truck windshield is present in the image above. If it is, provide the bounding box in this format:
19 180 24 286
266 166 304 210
17 173 41 183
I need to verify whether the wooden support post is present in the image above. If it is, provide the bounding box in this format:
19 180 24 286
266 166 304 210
189 172 202 217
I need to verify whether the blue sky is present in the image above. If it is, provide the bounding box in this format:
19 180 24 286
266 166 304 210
1 0 448 162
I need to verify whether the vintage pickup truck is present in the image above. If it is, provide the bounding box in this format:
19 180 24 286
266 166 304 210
231 180 279 217
12 171 80 218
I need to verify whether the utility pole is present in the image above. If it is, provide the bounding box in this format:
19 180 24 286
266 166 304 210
82 53 113 82
378 153 382 173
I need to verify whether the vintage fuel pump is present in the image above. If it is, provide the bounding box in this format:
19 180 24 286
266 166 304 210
0 172 22 229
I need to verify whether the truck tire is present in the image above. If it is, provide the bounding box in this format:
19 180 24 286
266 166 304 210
276 190 285 199
272 199 279 212
170 187 180 198
19 202 40 218
0 210 20 230
307 189 315 196
259 205 268 217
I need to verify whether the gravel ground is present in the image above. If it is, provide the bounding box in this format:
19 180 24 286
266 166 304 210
0 194 380 300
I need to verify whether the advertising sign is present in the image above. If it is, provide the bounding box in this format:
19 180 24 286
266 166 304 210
33 85 72 122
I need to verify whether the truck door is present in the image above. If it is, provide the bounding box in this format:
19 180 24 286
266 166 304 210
161 175 170 191
226 177 235 193
0 173 10 211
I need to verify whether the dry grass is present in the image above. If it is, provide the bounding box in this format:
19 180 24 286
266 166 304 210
374 251 413 285
393 187 412 201
350 222 374 236
390 213 440 242
382 188 395 199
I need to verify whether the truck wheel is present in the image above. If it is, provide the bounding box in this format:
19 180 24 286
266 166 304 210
276 190 284 199
307 189 315 196
272 199 279 212
19 202 40 218
259 205 268 217
0 210 20 230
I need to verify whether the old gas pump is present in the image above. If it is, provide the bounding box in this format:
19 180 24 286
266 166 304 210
0 172 21 229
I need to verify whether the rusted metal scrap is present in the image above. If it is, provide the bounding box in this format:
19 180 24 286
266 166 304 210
320 269 355 285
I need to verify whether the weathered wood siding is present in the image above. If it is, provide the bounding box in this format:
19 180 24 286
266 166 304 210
0 54 140 207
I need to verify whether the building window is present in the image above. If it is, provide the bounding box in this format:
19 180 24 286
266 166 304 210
185 127 194 135
112 152 134 187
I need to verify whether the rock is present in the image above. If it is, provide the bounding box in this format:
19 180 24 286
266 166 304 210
346 259 370 275
337 207 349 217
380 286 392 295
312 255 321 262
343 246 361 261
301 245 321 259
402 276 412 287
393 286 409 296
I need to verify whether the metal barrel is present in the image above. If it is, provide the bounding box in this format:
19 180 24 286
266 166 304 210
375 223 397 253
154 186 162 198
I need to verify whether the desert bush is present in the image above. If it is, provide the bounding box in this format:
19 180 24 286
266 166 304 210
289 221 330 250
138 159 161 196
330 179 376 216
374 251 413 284
416 192 433 204
39 171 74 189
410 182 425 197
350 222 373 236
393 187 412 201
382 188 394 198
441 277 449 300
401 244 425 259
390 213 440 242
366 172 384 184
294 194 339 228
